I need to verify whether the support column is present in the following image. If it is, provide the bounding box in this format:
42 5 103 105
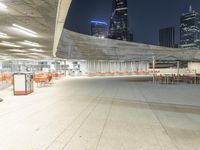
177 61 180 81
153 56 156 83
64 60 67 77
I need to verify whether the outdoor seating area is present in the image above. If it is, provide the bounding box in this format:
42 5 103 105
0 72 13 84
33 72 65 87
0 72 13 89
154 73 200 84
0 71 65 89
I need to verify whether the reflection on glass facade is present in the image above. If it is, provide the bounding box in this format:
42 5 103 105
109 0 129 41
159 27 175 48
180 6 200 49
91 21 108 38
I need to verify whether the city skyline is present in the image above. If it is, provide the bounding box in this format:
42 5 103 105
65 0 200 46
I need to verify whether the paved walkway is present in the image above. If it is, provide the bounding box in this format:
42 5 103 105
0 77 200 150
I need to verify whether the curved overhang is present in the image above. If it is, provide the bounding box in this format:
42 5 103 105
53 0 72 57
57 29 200 61
0 0 72 60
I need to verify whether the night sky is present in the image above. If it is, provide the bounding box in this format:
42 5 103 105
65 0 200 46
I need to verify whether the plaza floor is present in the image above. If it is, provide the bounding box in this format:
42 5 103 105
0 76 200 150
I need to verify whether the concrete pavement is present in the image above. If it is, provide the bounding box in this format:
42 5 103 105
0 76 199 150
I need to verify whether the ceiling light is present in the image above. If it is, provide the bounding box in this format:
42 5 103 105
29 53 47 58
20 40 40 47
26 55 42 59
0 3 7 9
9 49 27 53
13 24 37 34
29 53 42 56
12 24 37 37
0 41 21 47
29 48 45 52
16 58 33 61
0 32 7 38
14 53 28 56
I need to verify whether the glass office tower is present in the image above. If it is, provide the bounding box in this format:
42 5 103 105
91 21 108 38
180 6 200 49
159 27 175 48
109 0 129 41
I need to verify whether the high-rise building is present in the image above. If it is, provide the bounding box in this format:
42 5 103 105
109 0 130 41
91 21 108 38
159 27 175 48
128 33 134 42
180 5 200 49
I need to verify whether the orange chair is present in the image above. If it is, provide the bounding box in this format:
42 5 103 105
0 74 3 83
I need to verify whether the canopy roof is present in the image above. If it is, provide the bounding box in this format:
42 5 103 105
57 29 200 61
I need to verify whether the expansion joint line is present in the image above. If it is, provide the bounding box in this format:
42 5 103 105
45 95 100 150
95 101 113 150
60 97 102 150
141 92 180 150
95 86 119 150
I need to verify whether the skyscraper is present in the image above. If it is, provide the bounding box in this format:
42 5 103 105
108 0 130 41
91 21 108 38
180 6 200 49
159 27 175 48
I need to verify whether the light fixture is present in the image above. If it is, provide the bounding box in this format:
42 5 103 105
0 32 8 38
12 24 37 37
20 40 40 47
29 48 45 52
29 53 47 58
0 55 12 60
26 55 42 59
0 2 7 9
29 53 43 56
9 49 27 53
14 53 28 56
0 41 21 47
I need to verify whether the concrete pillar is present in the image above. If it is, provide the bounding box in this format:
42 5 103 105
177 61 180 79
64 60 67 77
153 56 156 83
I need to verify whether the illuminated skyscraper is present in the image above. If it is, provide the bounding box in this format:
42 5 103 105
91 21 108 38
109 0 130 41
180 5 200 49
